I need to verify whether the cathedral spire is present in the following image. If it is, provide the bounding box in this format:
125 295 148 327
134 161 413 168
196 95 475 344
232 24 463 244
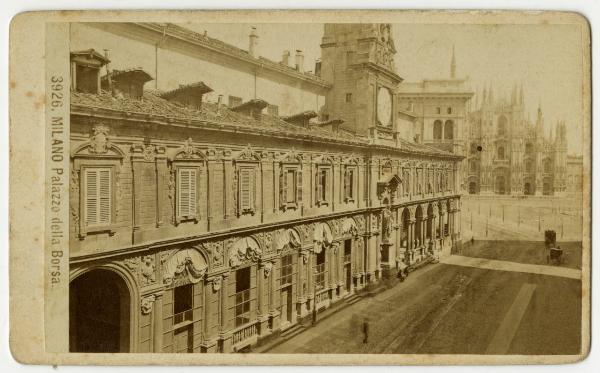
450 44 456 79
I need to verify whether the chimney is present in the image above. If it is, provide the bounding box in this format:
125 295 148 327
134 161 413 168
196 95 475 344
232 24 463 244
217 95 223 113
295 49 304 72
248 26 258 58
103 49 113 94
281 50 290 66
314 58 322 77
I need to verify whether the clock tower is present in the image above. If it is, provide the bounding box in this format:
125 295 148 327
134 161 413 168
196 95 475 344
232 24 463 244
320 23 403 142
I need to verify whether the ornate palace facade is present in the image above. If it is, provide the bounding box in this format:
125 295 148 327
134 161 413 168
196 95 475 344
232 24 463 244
69 23 462 353
465 86 568 196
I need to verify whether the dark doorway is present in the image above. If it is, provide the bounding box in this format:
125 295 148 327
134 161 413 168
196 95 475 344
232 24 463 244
468 182 477 194
524 182 532 195
70 269 131 352
495 176 506 195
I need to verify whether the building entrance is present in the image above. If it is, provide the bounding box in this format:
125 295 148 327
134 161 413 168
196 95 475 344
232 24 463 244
69 269 131 352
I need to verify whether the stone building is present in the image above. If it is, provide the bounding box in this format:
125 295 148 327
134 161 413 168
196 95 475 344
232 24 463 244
465 86 568 196
566 155 583 197
68 23 462 354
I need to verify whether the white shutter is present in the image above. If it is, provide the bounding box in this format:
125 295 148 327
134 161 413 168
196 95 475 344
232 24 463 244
98 169 111 225
85 167 111 226
240 168 252 211
85 169 98 225
177 168 197 219
296 169 302 204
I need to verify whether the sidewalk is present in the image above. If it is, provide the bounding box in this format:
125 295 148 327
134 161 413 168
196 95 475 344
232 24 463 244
441 255 581 280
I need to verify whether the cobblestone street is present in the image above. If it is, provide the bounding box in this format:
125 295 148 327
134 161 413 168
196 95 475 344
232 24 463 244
266 249 582 355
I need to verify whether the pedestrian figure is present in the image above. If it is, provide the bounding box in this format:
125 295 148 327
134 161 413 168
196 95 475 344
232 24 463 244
471 236 475 246
362 317 370 344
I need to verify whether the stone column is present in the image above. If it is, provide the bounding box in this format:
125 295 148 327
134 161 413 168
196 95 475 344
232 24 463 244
268 261 280 330
152 292 163 353
273 161 280 213
155 150 167 227
206 154 217 230
297 251 307 318
219 273 231 352
257 263 269 336
202 276 220 352
223 157 233 220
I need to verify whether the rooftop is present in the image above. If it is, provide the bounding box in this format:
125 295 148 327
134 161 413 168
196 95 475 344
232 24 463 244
71 90 456 158
134 23 332 89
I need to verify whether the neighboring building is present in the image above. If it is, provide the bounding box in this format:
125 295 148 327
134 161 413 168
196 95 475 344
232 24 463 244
396 47 474 192
465 86 568 196
68 23 463 354
566 155 583 196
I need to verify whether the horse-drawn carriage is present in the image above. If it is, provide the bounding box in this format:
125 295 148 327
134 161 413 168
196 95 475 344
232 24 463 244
545 230 563 265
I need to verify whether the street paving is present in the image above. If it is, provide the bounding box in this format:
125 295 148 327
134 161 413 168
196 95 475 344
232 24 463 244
266 254 582 355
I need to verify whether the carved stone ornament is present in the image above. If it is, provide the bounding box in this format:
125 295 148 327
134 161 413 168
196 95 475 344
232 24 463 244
263 262 273 278
341 218 359 237
211 276 222 292
332 242 339 255
141 294 156 315
90 125 111 154
140 255 156 286
229 237 262 268
163 248 208 286
142 144 157 162
301 251 309 264
123 257 139 273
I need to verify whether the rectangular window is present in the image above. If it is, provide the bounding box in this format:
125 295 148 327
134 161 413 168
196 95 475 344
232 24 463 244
316 168 329 205
177 168 197 220
76 65 99 94
228 95 243 107
343 239 352 263
235 267 251 327
84 167 112 227
173 284 193 325
345 93 352 103
436 107 441 114
344 168 355 202
280 255 293 286
239 168 255 214
315 250 326 290
286 170 296 203
280 168 302 209
447 107 452 114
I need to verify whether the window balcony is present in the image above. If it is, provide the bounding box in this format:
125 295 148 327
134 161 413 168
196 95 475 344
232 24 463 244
232 321 258 347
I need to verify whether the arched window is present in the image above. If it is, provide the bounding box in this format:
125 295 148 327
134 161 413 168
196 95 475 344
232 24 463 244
444 120 454 140
497 146 505 160
498 116 507 136
433 120 442 140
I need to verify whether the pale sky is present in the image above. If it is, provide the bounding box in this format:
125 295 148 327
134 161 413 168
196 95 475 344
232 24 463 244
185 22 585 155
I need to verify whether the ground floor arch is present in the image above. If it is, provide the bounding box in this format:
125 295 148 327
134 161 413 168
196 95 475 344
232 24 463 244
69 268 132 352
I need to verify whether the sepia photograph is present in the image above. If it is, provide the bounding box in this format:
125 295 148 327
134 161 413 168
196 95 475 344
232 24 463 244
7 9 592 366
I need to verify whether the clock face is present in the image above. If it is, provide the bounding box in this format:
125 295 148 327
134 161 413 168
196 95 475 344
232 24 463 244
377 87 392 126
